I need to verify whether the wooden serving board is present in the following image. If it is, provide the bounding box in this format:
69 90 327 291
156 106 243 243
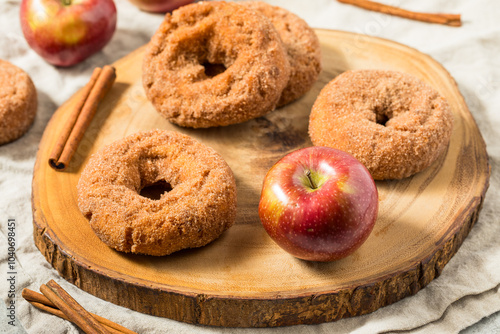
32 29 490 327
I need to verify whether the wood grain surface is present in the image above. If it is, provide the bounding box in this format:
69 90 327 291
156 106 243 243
31 29 490 327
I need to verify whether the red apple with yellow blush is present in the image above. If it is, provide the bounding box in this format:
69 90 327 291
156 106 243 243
258 146 379 262
20 0 117 67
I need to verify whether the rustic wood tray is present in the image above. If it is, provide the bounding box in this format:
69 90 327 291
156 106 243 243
31 29 490 327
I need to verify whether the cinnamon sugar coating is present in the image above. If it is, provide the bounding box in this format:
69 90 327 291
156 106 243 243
309 70 453 180
142 1 290 128
77 130 237 256
241 1 321 106
0 60 37 145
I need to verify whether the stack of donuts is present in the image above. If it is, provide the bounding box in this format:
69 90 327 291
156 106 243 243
142 0 322 128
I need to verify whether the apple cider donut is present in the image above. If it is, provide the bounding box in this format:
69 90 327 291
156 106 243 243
241 1 321 106
0 60 37 145
309 70 453 180
77 130 237 256
142 1 290 128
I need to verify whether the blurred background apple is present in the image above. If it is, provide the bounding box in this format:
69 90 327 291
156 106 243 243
127 0 193 13
20 0 117 67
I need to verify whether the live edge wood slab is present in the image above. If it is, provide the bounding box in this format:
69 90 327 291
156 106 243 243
31 30 490 327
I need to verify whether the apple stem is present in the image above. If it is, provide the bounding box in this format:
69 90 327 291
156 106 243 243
305 170 317 190
62 0 72 5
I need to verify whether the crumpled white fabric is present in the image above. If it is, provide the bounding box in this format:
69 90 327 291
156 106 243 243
1 0 499 333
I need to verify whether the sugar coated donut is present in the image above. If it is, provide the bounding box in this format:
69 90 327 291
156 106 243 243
0 60 37 145
142 1 290 128
241 1 321 107
309 70 453 180
77 130 237 256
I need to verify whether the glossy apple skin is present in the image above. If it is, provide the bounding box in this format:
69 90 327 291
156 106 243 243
20 0 117 67
258 147 378 262
127 0 193 13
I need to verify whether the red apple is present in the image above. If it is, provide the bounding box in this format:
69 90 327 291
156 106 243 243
127 0 193 13
20 0 117 67
258 146 378 262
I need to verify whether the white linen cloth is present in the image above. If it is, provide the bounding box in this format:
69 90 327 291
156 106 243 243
1 0 499 333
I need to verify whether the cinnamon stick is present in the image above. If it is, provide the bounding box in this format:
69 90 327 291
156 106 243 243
22 288 137 334
29 302 126 334
40 280 111 334
337 0 462 27
49 65 116 171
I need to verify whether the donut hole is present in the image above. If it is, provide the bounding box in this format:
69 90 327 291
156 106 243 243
202 61 227 78
139 180 173 200
373 104 393 126
376 113 390 126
